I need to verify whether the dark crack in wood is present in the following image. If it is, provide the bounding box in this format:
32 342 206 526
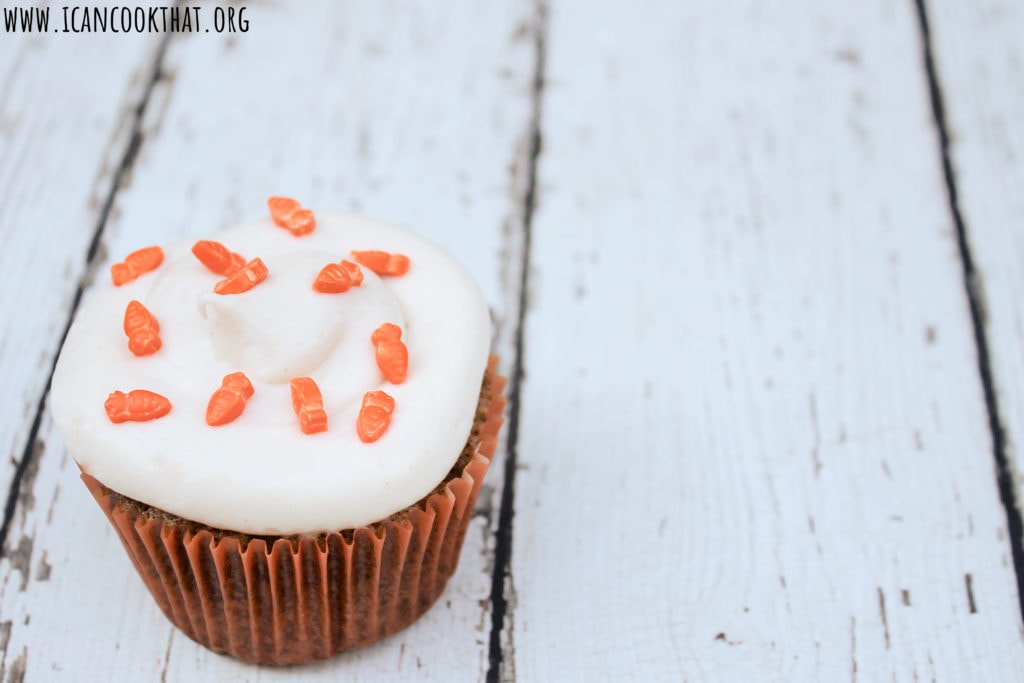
914 0 1024 623
0 621 10 681
486 3 547 682
878 587 890 649
965 573 978 614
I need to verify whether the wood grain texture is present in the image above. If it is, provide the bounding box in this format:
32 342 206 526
508 0 1024 680
0 22 157 520
0 1 536 680
924 0 1024 576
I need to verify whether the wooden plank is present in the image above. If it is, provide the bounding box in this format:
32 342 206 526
0 1 537 680
507 0 1024 680
0 20 159 522
923 0 1024 592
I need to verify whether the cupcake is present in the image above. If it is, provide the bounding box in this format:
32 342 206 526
49 198 505 665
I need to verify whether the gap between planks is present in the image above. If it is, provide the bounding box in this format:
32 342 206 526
486 2 549 681
914 0 1024 622
0 27 177 560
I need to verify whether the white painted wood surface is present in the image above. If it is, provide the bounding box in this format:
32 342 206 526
2 0 1024 681
510 0 1024 681
926 0 1024 556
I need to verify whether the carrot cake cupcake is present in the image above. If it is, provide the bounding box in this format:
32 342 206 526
49 198 505 664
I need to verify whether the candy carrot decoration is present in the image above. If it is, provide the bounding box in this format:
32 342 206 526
123 300 162 356
110 246 164 286
105 389 172 423
313 259 363 293
192 240 245 276
206 372 255 426
351 250 410 276
290 377 327 434
214 257 268 295
357 390 395 443
371 323 408 384
267 196 315 236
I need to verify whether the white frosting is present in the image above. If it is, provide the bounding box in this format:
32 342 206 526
50 213 491 534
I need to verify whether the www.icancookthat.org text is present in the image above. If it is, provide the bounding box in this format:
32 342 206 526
3 5 249 33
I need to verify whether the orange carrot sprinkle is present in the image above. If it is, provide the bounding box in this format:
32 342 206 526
206 372 255 426
313 259 364 293
290 377 327 434
357 390 395 443
214 257 268 295
267 196 316 236
340 260 363 286
371 323 408 384
192 240 245 276
104 389 172 423
111 246 164 286
351 250 410 276
123 300 162 357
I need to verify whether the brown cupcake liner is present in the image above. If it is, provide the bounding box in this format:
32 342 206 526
82 355 506 665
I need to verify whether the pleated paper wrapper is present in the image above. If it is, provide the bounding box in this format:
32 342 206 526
81 356 506 665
